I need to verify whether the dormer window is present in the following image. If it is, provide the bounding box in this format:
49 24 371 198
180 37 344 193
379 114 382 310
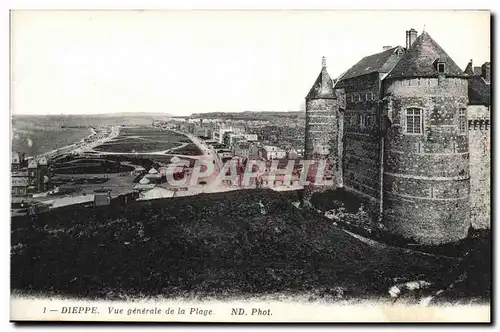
437 63 445 74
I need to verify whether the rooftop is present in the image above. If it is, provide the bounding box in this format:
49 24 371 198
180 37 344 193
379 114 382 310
306 57 336 100
465 60 491 106
385 31 467 79
338 46 404 81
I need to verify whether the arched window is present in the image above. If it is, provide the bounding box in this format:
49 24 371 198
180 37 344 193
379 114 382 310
405 108 423 134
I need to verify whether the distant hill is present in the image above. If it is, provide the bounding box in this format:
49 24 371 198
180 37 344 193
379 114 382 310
190 111 305 121
13 112 173 120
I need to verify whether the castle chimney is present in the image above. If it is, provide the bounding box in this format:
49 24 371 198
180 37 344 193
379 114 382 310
406 28 418 49
383 46 392 51
481 62 490 82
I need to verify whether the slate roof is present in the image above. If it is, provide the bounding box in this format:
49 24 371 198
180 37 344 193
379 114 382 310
385 31 467 79
468 76 490 106
306 57 336 100
338 46 404 81
464 60 490 106
469 76 490 106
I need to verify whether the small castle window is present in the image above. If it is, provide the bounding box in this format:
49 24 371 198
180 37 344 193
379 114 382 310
458 108 467 134
468 120 473 130
350 114 357 127
485 119 490 130
479 119 484 130
405 108 423 134
438 63 446 74
350 93 355 102
415 142 422 153
359 114 365 128
357 93 362 102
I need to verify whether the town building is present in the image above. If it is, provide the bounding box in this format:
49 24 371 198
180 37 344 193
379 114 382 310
259 174 301 190
262 145 287 160
287 148 299 160
194 127 211 138
11 171 29 197
212 126 244 143
11 152 25 171
304 29 490 244
232 142 251 159
25 157 50 193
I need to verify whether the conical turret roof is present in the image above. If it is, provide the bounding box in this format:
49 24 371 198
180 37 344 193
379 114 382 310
306 57 336 100
385 31 467 80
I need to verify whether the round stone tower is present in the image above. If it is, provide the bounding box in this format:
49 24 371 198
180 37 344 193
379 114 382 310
303 57 339 201
382 31 470 244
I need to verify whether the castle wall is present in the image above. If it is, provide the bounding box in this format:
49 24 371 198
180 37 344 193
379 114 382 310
382 77 470 244
468 105 491 229
335 73 382 205
304 98 339 188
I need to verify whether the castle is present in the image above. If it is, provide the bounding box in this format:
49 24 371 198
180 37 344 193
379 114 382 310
305 29 490 245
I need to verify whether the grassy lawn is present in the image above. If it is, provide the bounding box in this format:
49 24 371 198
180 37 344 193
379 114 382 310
93 128 196 154
51 158 135 174
11 189 476 302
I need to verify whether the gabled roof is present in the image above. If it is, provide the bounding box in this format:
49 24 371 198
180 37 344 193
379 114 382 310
38 157 48 166
28 159 38 169
306 57 336 100
338 46 404 81
385 31 467 79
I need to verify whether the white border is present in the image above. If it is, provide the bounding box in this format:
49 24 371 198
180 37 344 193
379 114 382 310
2 1 497 331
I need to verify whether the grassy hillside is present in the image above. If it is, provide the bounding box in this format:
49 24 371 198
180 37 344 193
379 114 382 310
11 189 479 302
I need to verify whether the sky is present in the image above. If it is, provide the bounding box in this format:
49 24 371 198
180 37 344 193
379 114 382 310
10 10 490 116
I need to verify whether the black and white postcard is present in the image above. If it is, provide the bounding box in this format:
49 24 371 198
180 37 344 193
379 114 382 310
9 9 491 323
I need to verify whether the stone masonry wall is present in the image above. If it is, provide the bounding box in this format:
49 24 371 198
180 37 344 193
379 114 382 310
382 77 470 244
335 73 382 205
303 98 339 200
468 105 491 229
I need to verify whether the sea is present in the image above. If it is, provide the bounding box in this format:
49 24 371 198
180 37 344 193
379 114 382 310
11 113 166 157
